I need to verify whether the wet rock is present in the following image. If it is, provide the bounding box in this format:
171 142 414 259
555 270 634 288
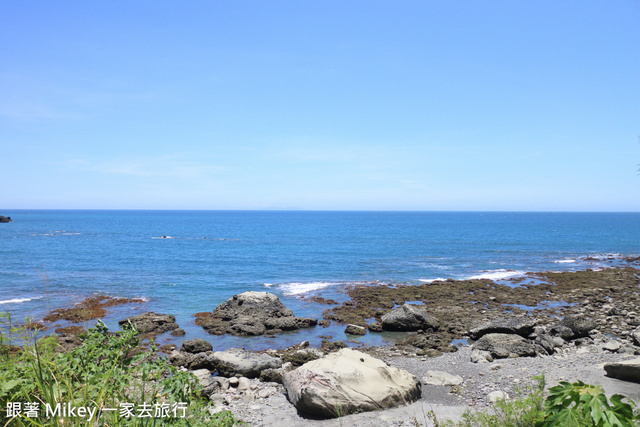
0 216 12 223
472 333 540 359
345 324 367 335
170 328 186 336
604 358 640 383
283 348 421 418
469 317 537 340
211 348 282 378
45 296 145 323
180 338 213 354
119 312 179 335
197 292 317 336
381 304 440 332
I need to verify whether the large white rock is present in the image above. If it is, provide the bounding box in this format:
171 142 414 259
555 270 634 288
282 348 421 418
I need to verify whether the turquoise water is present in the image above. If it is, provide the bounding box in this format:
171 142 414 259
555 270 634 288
0 210 638 349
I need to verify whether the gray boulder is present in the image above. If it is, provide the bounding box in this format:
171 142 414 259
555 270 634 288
381 304 440 332
180 338 213 354
118 312 179 335
469 317 537 340
169 350 195 368
283 348 421 418
210 348 282 378
472 333 539 359
604 358 640 383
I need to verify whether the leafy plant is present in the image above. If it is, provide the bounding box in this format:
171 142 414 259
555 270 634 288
537 380 639 427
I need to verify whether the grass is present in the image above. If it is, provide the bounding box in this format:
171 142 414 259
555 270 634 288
0 311 242 426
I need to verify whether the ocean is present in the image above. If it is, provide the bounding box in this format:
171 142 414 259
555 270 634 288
0 210 638 350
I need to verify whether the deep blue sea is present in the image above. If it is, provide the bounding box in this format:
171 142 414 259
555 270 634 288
1 210 638 350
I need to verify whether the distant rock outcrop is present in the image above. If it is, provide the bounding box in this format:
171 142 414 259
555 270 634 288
195 291 317 336
0 216 12 223
118 312 179 336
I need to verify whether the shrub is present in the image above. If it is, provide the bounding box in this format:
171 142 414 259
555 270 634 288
0 312 241 426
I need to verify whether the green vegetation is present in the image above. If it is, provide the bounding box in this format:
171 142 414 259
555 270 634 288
0 312 241 426
439 374 640 427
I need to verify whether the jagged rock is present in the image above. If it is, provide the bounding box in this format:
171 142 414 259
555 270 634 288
264 316 317 330
469 317 537 340
259 362 294 384
381 304 440 332
555 314 596 339
180 338 213 354
422 371 463 386
169 350 195 368
345 324 367 335
283 348 421 418
118 312 179 335
472 333 540 359
604 358 640 383
0 216 12 223
188 352 216 370
197 292 317 336
321 339 347 353
210 348 282 378
170 328 186 336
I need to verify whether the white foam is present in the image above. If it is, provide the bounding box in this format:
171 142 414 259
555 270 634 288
418 278 448 283
554 259 576 264
0 297 42 305
264 281 341 295
468 270 525 281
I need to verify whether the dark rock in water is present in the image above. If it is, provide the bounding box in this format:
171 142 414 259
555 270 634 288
0 216 11 223
469 317 537 340
368 320 383 332
472 333 540 359
170 328 186 336
604 358 640 383
196 291 317 337
180 338 212 354
119 312 179 335
321 339 347 353
381 304 440 332
45 296 145 323
345 324 367 335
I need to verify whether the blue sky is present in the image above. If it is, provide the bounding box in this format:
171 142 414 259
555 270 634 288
1 1 639 211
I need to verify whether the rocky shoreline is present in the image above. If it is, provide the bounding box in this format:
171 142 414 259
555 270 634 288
26 264 640 424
